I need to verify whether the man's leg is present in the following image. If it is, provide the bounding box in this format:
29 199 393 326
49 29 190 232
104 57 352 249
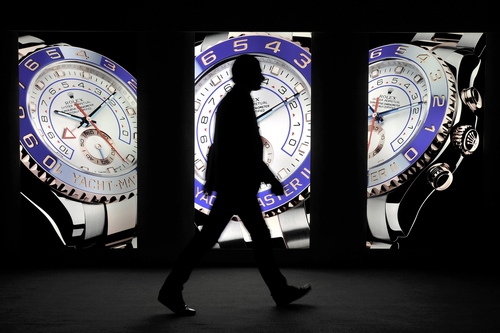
240 200 311 306
158 196 232 314
238 201 288 291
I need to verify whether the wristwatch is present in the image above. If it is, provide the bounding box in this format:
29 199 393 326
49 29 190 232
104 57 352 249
18 35 138 249
367 33 485 249
194 32 312 249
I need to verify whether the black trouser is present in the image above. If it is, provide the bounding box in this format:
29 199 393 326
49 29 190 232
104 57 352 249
161 188 287 295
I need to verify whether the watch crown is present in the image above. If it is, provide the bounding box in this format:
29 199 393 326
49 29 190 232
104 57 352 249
452 125 480 155
461 87 482 112
427 163 453 191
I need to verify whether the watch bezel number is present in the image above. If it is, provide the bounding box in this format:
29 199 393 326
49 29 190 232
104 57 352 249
195 35 311 82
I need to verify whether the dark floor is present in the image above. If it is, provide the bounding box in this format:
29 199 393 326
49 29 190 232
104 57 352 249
1 260 499 333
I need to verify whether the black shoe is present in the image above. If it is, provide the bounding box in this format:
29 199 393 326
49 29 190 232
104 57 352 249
272 284 312 307
158 290 196 316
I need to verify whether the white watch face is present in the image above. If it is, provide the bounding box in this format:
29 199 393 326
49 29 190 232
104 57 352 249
194 34 311 216
367 43 456 197
19 45 138 203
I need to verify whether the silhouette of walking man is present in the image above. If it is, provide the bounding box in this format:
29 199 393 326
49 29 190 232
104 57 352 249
158 54 311 316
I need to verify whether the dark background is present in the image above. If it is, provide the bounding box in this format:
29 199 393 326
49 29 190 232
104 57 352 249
2 9 499 332
2 27 499 268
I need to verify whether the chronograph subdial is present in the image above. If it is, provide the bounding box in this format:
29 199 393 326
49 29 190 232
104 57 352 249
79 129 116 165
262 136 275 166
367 123 385 159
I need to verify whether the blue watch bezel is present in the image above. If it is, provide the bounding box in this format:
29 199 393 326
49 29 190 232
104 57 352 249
367 43 456 196
19 45 138 203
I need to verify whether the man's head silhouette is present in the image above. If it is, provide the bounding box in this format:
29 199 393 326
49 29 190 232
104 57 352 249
231 54 265 91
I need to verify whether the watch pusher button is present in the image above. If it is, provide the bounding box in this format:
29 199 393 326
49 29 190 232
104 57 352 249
427 163 453 191
452 125 480 155
461 87 482 112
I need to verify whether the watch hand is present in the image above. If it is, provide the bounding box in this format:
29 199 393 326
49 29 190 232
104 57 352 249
368 97 379 151
256 92 300 122
368 101 423 121
54 110 91 124
74 102 127 163
95 143 105 159
79 91 116 128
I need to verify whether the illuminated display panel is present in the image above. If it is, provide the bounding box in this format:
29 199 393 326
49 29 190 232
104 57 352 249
194 32 312 249
18 32 138 249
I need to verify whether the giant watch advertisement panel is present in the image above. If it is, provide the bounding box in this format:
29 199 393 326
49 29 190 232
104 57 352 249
194 32 312 249
18 31 138 249
366 32 485 249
